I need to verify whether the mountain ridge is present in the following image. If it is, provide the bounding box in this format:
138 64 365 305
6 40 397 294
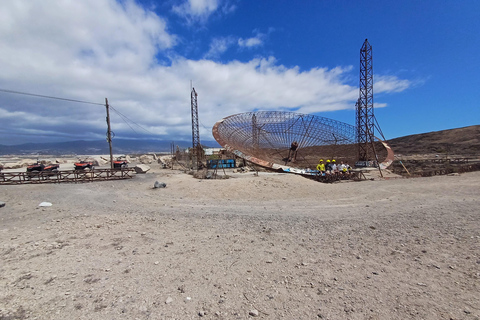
0 139 219 155
387 125 480 156
1 125 478 156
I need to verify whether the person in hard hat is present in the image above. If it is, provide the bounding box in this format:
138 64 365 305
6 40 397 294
325 159 332 174
316 159 325 174
331 159 338 175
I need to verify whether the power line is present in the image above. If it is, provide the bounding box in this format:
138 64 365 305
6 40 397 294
110 107 138 135
0 88 105 106
109 105 155 135
199 120 210 131
0 87 159 137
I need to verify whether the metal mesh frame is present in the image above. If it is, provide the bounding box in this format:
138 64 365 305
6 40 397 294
213 111 374 170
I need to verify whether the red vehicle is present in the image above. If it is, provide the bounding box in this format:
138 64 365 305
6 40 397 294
113 160 128 169
74 161 95 170
27 162 60 173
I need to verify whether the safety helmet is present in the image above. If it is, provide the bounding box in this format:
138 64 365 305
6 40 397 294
332 159 336 162
319 159 323 162
327 160 330 162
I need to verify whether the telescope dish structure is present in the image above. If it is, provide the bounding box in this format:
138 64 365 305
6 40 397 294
212 111 392 171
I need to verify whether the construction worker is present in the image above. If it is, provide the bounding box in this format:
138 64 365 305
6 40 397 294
316 159 325 173
338 161 348 177
325 159 332 174
338 161 346 173
331 159 338 174
286 141 299 163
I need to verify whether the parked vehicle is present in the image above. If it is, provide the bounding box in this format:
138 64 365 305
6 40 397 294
113 160 128 169
26 162 59 179
26 162 60 173
74 161 95 170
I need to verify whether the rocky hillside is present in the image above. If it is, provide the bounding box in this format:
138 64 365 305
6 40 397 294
387 125 480 157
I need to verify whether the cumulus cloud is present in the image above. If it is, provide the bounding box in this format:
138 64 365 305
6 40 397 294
374 75 411 93
238 35 263 48
172 0 236 24
238 29 271 49
0 0 411 145
172 0 220 24
204 37 236 58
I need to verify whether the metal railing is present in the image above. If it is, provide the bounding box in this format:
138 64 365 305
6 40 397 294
0 168 135 185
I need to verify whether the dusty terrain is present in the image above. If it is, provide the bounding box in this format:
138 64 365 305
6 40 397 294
1 165 479 320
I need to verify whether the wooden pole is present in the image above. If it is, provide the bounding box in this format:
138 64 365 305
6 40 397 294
105 98 114 169
399 160 411 176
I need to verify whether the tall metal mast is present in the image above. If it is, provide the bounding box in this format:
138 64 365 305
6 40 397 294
356 39 375 161
190 87 201 168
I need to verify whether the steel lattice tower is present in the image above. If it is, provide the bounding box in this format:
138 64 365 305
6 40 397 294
356 39 375 161
190 87 201 167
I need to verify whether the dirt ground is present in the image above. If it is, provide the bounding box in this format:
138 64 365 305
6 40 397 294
0 165 479 320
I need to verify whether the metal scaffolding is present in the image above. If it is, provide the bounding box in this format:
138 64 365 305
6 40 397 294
356 39 375 161
190 87 202 168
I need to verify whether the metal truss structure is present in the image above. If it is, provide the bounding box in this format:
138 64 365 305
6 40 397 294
213 111 388 171
356 39 376 161
190 87 202 168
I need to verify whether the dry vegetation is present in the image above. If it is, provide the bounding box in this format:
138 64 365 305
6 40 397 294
388 125 480 176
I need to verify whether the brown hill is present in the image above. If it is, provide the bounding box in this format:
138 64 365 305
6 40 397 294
388 125 480 157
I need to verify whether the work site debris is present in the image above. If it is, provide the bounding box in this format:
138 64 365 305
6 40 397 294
134 164 150 173
154 181 166 188
38 202 52 207
138 155 155 164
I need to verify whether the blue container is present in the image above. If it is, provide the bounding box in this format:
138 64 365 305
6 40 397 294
207 159 236 169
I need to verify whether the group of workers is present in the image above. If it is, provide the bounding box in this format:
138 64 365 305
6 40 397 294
316 159 351 176
286 142 352 177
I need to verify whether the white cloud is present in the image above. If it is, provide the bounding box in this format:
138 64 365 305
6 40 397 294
0 0 412 145
204 37 236 58
238 36 262 48
374 75 411 93
238 30 266 48
172 0 219 23
206 31 266 59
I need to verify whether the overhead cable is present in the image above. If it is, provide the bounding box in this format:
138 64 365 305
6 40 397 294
0 88 105 106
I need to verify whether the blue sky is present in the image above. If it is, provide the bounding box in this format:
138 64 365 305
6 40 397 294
0 0 478 146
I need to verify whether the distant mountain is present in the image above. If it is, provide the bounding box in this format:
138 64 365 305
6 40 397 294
0 139 220 155
1 125 478 156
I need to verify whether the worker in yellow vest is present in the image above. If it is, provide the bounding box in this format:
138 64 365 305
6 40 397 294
316 159 325 174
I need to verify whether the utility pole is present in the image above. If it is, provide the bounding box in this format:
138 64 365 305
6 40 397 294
105 98 114 169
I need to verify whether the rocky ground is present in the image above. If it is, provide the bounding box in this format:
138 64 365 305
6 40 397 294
0 164 479 320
